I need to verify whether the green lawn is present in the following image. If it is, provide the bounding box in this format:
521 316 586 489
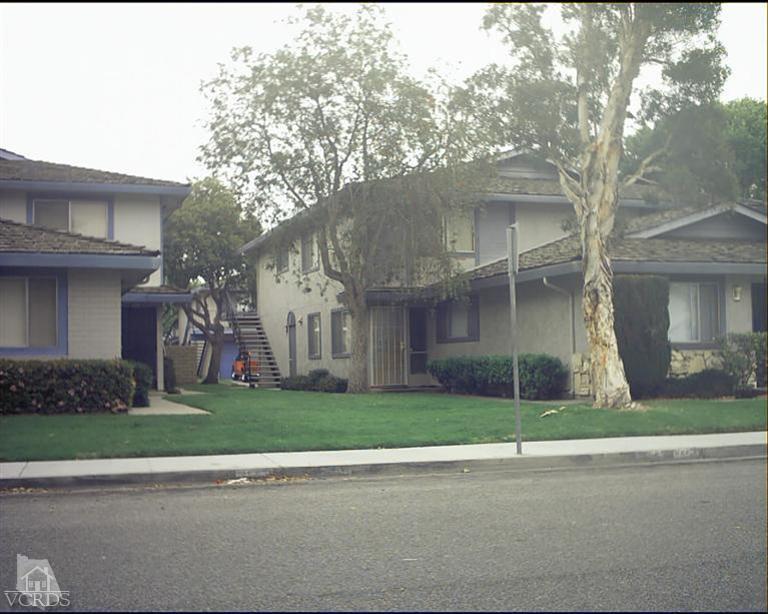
0 384 765 462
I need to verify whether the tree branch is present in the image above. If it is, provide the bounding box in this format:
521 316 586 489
621 137 670 189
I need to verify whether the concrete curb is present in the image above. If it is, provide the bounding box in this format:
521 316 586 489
1 443 764 491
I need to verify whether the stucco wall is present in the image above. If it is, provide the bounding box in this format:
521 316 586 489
0 190 27 222
67 269 121 359
113 195 163 286
515 203 573 253
724 275 759 334
426 279 580 389
256 244 349 378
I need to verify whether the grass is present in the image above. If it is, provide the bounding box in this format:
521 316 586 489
0 384 765 462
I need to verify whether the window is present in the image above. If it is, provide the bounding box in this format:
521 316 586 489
301 233 319 272
331 309 351 357
276 245 289 274
307 312 321 359
436 296 479 343
443 211 475 253
33 199 108 238
0 277 57 347
668 282 720 343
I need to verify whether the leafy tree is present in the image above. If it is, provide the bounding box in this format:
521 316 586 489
164 178 261 384
200 5 489 392
474 3 728 407
724 97 767 201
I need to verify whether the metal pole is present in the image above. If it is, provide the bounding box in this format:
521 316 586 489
507 224 522 455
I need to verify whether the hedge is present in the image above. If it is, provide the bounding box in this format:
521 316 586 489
0 359 135 414
280 369 348 393
613 275 671 398
716 332 767 390
659 369 735 399
426 354 568 400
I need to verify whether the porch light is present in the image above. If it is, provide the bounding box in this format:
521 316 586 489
732 285 743 302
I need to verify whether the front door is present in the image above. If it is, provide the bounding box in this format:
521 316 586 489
408 307 430 386
121 305 158 387
287 312 297 377
370 306 406 387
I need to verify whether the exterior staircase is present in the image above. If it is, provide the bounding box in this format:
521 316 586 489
230 311 282 388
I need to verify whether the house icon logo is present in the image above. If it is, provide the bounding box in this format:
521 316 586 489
4 554 70 608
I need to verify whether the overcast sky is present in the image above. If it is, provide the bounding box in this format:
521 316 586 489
1 2 765 184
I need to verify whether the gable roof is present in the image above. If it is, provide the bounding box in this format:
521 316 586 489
467 234 767 283
0 154 190 198
0 218 158 256
625 202 767 238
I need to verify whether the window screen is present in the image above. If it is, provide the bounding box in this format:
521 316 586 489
332 310 351 356
308 313 321 358
28 278 57 347
70 200 108 238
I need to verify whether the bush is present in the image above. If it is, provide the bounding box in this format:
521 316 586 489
307 368 330 386
281 371 348 393
426 354 568 400
316 375 349 393
280 375 312 391
126 361 153 407
0 359 134 414
717 332 767 390
613 275 671 398
660 369 735 399
164 356 180 394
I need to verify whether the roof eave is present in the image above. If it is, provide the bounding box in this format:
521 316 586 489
0 179 191 198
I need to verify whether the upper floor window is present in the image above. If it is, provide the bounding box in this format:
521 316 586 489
443 211 475 253
436 295 479 343
301 233 319 272
668 282 721 344
33 199 108 238
276 245 290 274
0 277 57 348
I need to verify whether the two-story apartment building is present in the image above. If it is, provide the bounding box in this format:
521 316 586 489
0 148 191 389
241 153 767 393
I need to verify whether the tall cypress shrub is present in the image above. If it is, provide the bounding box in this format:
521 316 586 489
613 275 671 398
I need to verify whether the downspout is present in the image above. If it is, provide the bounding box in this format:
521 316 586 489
542 276 576 395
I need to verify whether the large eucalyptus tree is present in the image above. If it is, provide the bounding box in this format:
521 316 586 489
475 3 729 407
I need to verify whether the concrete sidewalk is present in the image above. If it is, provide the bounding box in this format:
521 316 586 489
1 431 765 489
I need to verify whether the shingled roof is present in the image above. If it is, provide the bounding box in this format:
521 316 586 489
0 157 187 188
467 234 767 282
0 218 158 256
484 175 661 202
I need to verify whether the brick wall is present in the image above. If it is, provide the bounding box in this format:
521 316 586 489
67 269 121 359
165 345 198 385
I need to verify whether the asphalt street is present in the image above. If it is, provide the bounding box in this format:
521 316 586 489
1 459 765 611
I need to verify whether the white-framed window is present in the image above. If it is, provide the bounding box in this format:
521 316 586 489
0 277 58 347
33 199 108 238
668 282 721 343
443 211 475 253
307 312 321 359
301 233 319 272
436 296 479 343
331 309 351 357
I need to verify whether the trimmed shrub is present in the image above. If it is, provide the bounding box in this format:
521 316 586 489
717 332 767 390
0 359 134 414
426 354 568 400
281 371 348 393
316 375 349 393
613 275 671 398
164 356 180 394
280 375 312 391
660 369 735 399
307 369 331 386
126 361 153 407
